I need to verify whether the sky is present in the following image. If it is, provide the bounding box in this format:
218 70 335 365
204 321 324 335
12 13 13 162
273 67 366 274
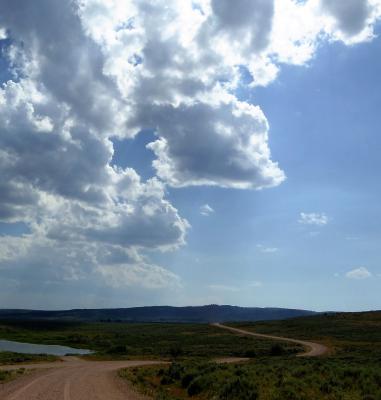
0 0 380 311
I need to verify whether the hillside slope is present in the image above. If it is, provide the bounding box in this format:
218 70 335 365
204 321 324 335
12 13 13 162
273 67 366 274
0 305 316 323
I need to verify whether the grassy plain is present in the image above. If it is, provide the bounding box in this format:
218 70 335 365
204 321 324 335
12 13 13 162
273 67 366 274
0 320 300 360
1 312 381 398
121 312 381 400
231 311 381 361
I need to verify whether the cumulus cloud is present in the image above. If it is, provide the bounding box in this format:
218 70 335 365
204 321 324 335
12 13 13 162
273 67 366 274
346 267 372 280
0 0 381 299
320 0 377 40
142 98 285 189
208 0 275 53
299 212 329 226
0 0 190 291
0 234 182 290
200 204 214 216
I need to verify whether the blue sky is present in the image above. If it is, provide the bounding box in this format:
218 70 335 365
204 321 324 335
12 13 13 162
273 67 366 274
113 25 381 311
0 0 380 311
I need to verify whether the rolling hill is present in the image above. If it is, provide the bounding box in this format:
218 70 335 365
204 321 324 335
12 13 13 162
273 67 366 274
0 305 316 323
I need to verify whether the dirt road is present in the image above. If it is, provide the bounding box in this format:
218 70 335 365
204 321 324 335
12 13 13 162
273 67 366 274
0 358 163 400
0 356 250 399
0 324 328 398
213 323 329 357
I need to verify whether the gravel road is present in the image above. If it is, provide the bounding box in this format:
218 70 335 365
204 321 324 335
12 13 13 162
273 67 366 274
0 324 328 398
212 323 329 357
0 358 163 400
0 355 250 399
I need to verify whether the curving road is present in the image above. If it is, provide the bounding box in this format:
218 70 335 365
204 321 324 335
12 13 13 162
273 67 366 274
0 356 250 399
0 358 163 400
212 323 329 357
0 325 328 398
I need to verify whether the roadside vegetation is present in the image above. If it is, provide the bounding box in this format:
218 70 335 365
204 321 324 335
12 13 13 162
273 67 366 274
121 357 381 400
0 352 57 385
0 320 300 360
0 368 28 383
0 351 57 365
120 312 381 399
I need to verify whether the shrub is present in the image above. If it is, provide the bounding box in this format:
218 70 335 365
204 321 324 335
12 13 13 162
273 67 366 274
0 371 10 381
167 362 183 380
169 345 183 359
187 377 204 396
106 344 127 354
181 373 195 388
218 377 258 400
270 344 285 356
245 350 257 358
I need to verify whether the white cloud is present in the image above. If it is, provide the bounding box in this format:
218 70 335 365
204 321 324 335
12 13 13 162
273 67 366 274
142 98 285 189
0 27 6 40
320 0 379 43
0 0 380 296
346 267 372 280
200 204 214 216
299 212 329 226
256 244 278 253
0 1 191 290
0 233 182 291
97 263 182 289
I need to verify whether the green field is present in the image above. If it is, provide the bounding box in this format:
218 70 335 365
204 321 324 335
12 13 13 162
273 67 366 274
1 312 381 398
120 312 381 400
230 311 381 361
0 320 300 361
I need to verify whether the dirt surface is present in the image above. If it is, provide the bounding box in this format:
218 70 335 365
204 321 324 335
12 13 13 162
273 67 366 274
0 355 250 399
213 323 329 357
0 358 164 400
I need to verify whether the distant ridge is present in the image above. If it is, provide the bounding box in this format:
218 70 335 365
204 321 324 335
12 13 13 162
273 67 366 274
0 305 316 323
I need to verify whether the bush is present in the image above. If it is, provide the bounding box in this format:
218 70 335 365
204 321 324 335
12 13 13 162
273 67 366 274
169 345 183 359
187 377 205 396
0 370 10 381
106 344 127 354
160 376 174 385
270 344 285 356
218 377 258 400
181 373 195 388
245 350 257 358
167 362 183 380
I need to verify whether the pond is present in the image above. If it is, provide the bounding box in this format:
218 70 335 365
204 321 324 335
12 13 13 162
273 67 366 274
0 339 93 356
